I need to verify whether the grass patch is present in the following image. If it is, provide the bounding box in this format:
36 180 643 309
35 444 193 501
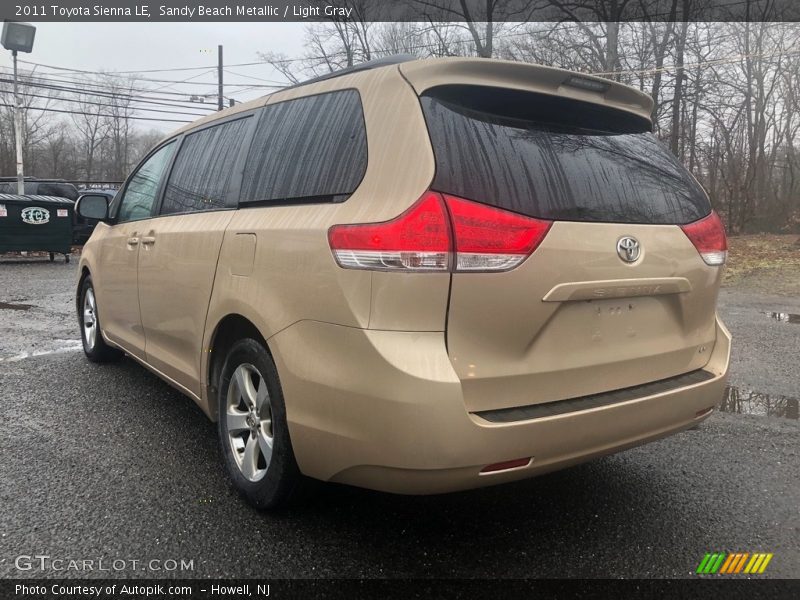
723 234 800 294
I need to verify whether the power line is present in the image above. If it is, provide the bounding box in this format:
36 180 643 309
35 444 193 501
7 90 210 118
15 58 279 88
222 69 288 85
136 68 218 95
0 102 191 124
0 77 219 113
114 64 218 74
0 65 225 101
0 72 221 107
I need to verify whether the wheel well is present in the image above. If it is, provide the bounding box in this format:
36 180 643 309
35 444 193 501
76 267 90 315
207 314 269 419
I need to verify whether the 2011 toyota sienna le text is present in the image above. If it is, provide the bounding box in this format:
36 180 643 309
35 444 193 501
75 56 731 509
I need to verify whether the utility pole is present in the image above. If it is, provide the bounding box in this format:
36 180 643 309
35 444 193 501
2 21 37 194
217 44 224 111
13 50 24 194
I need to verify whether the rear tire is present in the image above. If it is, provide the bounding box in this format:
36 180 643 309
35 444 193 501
217 338 310 509
79 275 122 363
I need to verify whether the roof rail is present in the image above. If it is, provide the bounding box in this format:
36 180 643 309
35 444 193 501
285 54 417 91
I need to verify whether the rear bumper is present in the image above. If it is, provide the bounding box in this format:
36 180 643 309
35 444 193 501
271 316 731 494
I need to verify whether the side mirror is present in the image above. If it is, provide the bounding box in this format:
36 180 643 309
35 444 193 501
75 194 109 220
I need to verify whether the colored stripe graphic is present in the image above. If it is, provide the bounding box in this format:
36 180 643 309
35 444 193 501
703 553 719 574
744 554 760 573
722 553 739 574
701 552 774 575
734 553 750 573
696 553 712 574
758 553 773 573
711 553 726 573
719 553 736 574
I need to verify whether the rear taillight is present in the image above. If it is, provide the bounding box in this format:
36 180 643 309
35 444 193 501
328 192 552 272
328 192 451 271
680 211 727 266
446 195 552 272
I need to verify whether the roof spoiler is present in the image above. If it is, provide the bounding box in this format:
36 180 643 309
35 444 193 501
285 54 418 91
400 57 654 128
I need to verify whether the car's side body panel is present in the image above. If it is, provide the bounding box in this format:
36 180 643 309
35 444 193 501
84 221 147 361
199 65 447 416
138 210 237 398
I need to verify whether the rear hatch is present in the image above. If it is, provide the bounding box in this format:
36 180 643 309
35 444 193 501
417 81 726 414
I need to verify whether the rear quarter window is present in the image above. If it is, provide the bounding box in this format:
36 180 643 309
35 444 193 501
240 89 367 205
161 116 251 215
421 86 710 225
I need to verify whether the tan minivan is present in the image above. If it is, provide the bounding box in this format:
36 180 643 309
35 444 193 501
76 56 731 509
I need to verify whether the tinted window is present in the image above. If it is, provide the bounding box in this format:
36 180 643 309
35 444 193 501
0 182 36 195
161 117 251 215
0 182 78 199
421 87 710 225
241 89 367 204
36 183 79 200
117 141 176 223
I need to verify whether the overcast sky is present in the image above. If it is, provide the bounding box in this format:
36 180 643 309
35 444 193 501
0 23 309 131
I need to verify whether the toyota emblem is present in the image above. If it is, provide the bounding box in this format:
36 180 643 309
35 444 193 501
617 236 641 263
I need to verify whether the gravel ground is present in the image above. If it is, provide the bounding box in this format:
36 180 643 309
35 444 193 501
0 256 797 579
718 288 800 400
0 257 80 361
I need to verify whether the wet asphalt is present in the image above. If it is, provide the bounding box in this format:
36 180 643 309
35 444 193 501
0 257 797 579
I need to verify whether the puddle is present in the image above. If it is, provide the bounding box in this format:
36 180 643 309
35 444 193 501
0 301 33 311
767 312 800 324
719 385 799 419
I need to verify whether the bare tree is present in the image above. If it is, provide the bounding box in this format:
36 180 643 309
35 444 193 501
0 69 61 176
101 75 137 181
70 78 110 180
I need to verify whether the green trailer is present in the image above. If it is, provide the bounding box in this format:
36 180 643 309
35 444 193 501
0 194 74 262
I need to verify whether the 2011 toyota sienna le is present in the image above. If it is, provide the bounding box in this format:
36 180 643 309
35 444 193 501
75 56 731 509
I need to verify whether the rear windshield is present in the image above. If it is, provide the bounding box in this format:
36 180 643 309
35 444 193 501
420 87 710 225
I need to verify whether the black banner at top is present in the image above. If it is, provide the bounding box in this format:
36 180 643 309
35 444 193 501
2 0 799 23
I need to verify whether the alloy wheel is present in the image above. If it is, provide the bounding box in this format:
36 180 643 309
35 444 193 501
226 363 274 482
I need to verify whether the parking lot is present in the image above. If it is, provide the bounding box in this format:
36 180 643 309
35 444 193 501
0 255 798 579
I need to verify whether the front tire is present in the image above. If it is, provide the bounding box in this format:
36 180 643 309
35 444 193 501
217 338 307 509
79 275 122 363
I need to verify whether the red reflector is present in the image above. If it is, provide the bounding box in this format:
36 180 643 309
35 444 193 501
680 211 727 266
480 457 531 474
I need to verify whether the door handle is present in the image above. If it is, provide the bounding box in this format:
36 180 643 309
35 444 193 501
141 236 156 245
127 236 139 245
